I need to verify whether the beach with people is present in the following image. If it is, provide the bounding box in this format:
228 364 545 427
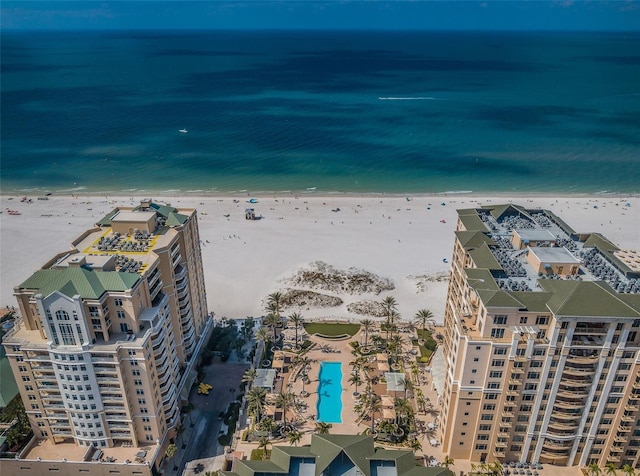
1 193 638 323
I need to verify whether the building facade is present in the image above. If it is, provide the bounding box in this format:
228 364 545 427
440 204 640 468
2 200 209 468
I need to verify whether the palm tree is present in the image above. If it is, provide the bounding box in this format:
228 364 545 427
242 368 257 388
255 326 271 349
263 313 279 343
289 312 303 348
394 397 414 427
489 461 503 476
443 456 454 469
588 463 602 476
287 429 302 446
266 292 283 325
257 436 271 460
368 394 382 433
361 319 374 348
622 465 635 476
275 392 295 426
605 462 618 476
470 463 478 475
176 423 185 446
247 387 267 423
414 309 434 340
409 438 422 454
165 443 178 469
348 372 363 396
389 334 405 365
315 421 332 434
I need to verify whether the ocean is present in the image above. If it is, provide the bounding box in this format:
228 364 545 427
1 30 639 194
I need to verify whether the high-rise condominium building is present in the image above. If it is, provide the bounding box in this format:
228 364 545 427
440 204 640 468
2 200 209 472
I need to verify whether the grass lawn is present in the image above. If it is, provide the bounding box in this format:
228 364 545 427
414 328 438 362
303 322 360 337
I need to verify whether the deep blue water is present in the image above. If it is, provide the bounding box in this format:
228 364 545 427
317 361 342 424
1 30 639 194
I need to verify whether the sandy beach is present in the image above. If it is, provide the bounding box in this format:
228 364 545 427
1 193 638 323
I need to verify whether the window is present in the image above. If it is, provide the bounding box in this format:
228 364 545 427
520 316 528 324
493 315 507 325
114 298 123 306
494 348 507 355
491 328 505 338
56 310 70 321
481 414 493 421
475 444 488 450
59 323 77 345
489 371 503 378
491 360 505 367
536 316 549 325
117 311 125 319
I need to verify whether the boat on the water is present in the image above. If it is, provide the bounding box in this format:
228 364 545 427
179 129 188 134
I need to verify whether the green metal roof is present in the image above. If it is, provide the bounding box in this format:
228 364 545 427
464 269 500 291
19 267 140 299
510 291 555 312
540 280 640 318
468 243 503 270
96 208 120 227
455 231 495 250
482 203 534 221
166 211 189 226
457 213 489 232
477 290 525 309
226 435 453 476
0 340 19 407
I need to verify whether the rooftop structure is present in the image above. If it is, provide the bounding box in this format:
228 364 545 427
440 204 640 468
223 434 452 476
2 200 211 474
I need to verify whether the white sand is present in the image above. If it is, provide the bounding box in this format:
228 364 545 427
1 193 638 323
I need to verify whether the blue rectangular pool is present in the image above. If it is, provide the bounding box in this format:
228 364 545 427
317 361 343 423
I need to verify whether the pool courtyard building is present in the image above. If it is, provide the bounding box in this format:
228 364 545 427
223 434 451 476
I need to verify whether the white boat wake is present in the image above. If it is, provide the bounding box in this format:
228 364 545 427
378 96 442 101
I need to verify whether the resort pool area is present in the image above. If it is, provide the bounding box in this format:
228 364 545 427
317 361 343 423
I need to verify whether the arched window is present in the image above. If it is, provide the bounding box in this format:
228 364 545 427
56 310 70 321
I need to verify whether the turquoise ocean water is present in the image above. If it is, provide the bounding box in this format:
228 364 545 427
1 30 639 194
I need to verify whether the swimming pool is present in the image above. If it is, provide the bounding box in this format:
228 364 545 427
317 361 343 423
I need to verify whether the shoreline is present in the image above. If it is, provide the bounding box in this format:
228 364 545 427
2 189 639 199
1 193 638 321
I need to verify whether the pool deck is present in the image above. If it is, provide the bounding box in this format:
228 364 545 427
233 324 447 460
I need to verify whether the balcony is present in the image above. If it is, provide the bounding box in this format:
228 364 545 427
609 446 623 453
618 426 632 432
502 411 514 418
542 440 573 451
499 421 512 428
625 404 639 412
494 450 506 458
553 400 583 410
562 366 595 377
550 410 582 420
548 420 579 431
614 436 627 443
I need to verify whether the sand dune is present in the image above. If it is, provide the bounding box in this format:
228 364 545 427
1 193 638 323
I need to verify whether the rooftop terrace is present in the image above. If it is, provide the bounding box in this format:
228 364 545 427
472 207 640 295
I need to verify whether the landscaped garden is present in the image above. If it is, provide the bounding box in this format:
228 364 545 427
303 322 360 338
